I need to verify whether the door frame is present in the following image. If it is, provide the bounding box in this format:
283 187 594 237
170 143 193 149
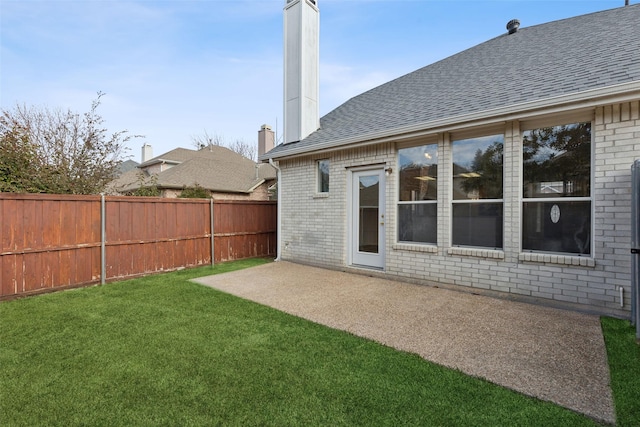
347 166 386 270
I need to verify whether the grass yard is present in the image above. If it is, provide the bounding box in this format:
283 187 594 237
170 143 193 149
0 258 636 426
601 317 640 427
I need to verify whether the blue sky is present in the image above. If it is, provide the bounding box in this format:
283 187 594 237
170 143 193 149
1 0 633 162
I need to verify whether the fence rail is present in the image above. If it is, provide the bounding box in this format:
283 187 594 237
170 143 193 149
0 193 276 300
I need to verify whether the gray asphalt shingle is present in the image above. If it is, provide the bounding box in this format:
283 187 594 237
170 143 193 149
112 145 276 194
265 4 640 158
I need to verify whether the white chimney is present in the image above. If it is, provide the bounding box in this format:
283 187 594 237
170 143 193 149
141 143 153 162
283 0 320 144
258 124 275 157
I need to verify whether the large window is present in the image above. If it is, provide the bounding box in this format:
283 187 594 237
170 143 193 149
452 134 504 249
317 159 329 193
398 144 437 244
522 122 591 255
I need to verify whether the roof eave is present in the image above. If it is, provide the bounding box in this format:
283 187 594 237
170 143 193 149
139 158 182 168
263 80 640 161
246 179 266 193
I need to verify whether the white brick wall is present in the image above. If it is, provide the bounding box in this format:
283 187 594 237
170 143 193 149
278 102 640 316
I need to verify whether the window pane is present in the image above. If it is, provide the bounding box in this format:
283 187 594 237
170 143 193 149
399 144 438 201
452 203 503 249
523 123 591 198
398 203 437 244
318 160 329 192
452 135 503 200
522 201 591 255
359 175 379 253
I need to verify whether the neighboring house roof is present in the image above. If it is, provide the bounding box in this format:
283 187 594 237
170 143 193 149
117 159 139 175
112 145 276 195
138 147 203 167
263 4 640 160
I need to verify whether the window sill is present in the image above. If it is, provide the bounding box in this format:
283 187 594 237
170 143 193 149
519 252 595 267
447 247 504 259
393 243 438 253
312 193 329 199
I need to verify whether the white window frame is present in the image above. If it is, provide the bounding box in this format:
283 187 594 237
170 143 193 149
316 159 330 194
520 119 594 257
450 133 505 250
397 142 438 245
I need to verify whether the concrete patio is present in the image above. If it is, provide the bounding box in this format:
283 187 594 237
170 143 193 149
193 261 615 424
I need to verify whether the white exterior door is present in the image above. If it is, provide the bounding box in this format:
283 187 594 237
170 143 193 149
350 168 385 269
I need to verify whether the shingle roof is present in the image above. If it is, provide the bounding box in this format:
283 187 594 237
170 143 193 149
117 159 139 175
139 147 219 167
264 4 640 159
115 145 276 194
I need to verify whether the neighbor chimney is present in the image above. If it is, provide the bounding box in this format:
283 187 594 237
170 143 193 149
141 143 153 162
258 124 275 157
283 0 320 144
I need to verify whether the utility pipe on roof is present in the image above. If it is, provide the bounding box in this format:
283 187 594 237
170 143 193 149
269 158 282 261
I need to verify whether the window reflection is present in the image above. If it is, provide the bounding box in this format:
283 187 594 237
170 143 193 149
399 144 437 201
453 135 503 200
318 159 329 193
451 134 504 249
398 144 437 245
523 123 590 198
359 176 379 253
522 122 591 255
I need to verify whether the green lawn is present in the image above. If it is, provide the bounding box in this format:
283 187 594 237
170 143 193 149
601 317 640 427
0 258 634 426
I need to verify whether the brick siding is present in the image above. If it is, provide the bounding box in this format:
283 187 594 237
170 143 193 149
278 102 639 316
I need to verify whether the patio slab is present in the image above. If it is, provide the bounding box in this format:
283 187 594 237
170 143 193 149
193 261 615 424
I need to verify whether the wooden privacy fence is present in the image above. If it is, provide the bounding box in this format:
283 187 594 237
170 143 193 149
0 193 276 300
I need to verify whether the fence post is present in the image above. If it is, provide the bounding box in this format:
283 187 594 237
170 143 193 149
101 194 106 285
210 198 215 267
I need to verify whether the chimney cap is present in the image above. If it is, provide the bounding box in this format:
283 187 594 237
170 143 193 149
506 19 520 34
261 124 272 131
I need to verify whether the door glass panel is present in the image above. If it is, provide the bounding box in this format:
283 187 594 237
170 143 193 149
359 175 379 253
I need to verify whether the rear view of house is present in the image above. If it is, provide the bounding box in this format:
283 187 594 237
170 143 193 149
263 1 640 316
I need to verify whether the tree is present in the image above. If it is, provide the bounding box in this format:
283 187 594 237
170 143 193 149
523 123 591 197
191 130 257 161
129 171 160 197
459 141 503 199
191 129 224 150
0 92 138 194
227 139 256 161
0 128 44 193
178 184 210 199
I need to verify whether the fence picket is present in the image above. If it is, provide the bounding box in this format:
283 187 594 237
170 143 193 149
0 194 276 300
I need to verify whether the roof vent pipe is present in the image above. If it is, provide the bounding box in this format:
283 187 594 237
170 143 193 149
506 19 520 34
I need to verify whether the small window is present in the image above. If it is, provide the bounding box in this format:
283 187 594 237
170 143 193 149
317 159 329 193
452 134 504 249
522 122 591 255
398 144 437 244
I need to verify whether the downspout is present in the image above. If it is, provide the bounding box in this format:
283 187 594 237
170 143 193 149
269 158 282 261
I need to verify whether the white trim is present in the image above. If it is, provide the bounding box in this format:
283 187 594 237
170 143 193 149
316 159 330 194
268 158 282 261
348 167 386 269
264 80 640 161
246 179 266 193
519 119 593 257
